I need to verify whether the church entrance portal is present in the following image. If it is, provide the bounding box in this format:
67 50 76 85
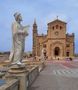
54 47 60 58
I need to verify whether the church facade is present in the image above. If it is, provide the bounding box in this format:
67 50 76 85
32 19 75 60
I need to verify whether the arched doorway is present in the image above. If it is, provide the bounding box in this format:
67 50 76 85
54 47 60 56
66 52 69 57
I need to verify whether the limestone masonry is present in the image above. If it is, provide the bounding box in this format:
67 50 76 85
33 19 74 59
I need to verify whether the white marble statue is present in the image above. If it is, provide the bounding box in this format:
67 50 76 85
9 12 29 65
41 48 46 61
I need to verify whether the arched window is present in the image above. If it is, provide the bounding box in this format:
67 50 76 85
52 26 54 30
56 25 58 29
60 26 63 30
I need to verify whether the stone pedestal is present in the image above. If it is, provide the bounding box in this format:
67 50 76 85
5 72 28 90
0 60 11 67
5 64 28 90
8 64 26 74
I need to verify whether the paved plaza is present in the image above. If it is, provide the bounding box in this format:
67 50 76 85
28 60 78 90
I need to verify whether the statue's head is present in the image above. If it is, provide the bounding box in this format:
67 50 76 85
14 12 22 22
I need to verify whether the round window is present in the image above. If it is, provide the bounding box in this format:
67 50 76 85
55 31 59 35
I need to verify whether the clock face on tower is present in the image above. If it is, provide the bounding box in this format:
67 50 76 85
55 31 59 35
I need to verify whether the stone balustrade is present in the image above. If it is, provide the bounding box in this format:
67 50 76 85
0 60 45 90
27 66 39 87
0 66 40 90
0 79 19 90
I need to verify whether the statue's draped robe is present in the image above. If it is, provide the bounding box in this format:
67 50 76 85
9 21 28 62
41 48 46 61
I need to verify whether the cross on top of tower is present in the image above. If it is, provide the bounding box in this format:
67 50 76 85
57 16 58 20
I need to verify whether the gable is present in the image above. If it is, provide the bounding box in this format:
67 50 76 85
48 19 67 26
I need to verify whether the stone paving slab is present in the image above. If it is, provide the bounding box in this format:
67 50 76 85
28 61 78 90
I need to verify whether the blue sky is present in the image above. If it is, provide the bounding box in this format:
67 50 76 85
0 0 78 53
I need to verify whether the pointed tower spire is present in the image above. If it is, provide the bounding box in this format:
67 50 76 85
34 18 36 25
33 18 37 30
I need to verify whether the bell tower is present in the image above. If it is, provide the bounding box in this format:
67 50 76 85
33 19 38 56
